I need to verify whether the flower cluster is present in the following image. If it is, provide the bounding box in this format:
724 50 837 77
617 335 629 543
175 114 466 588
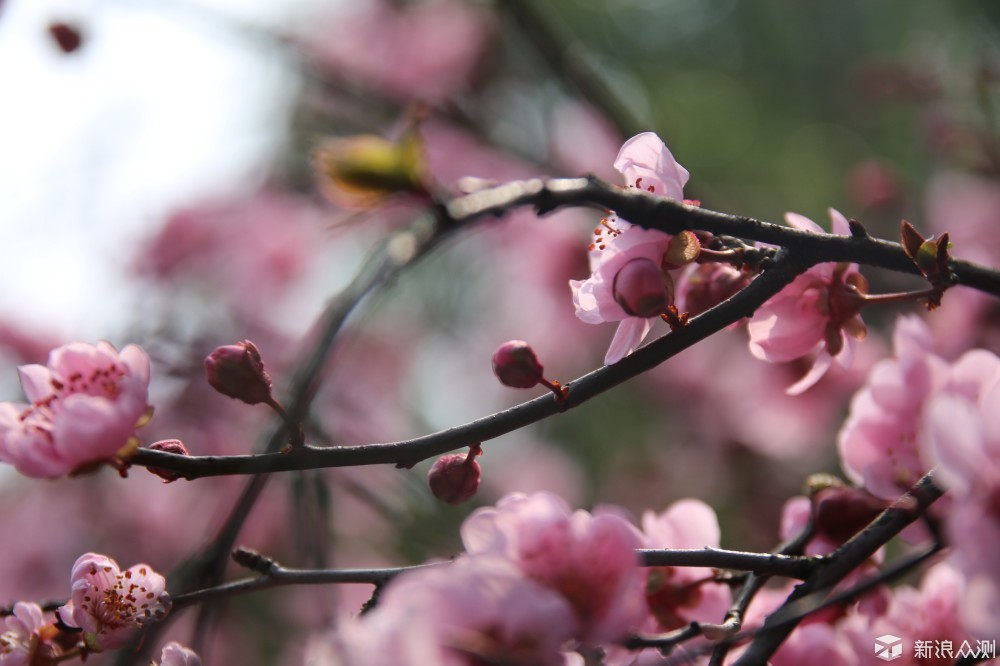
308 491 730 664
1 554 186 664
838 314 1000 638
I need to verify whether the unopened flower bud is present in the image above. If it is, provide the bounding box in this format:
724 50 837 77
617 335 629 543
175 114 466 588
812 486 890 544
145 439 189 483
48 22 84 54
428 446 482 505
681 263 749 317
492 340 544 388
612 258 673 317
204 340 273 405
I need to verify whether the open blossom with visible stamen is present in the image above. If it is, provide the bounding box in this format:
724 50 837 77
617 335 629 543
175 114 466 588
58 553 171 652
0 341 152 478
747 209 868 394
570 132 694 364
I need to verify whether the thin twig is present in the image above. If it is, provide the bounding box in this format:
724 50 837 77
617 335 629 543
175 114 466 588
733 472 944 665
131 248 805 478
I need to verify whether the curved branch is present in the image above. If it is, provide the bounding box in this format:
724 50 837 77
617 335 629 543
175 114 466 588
733 471 944 665
445 177 1000 296
131 249 804 477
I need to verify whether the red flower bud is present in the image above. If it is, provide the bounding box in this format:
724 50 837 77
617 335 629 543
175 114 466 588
812 486 890 544
204 340 273 405
428 448 481 505
492 340 544 389
612 258 673 317
681 263 749 317
145 439 189 483
48 22 84 54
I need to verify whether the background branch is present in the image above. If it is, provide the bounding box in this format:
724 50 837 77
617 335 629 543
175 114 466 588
132 248 804 477
734 472 944 665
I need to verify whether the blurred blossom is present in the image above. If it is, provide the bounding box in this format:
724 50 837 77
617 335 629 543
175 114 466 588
924 170 1000 357
154 641 201 666
838 316 1000 502
0 341 151 478
646 328 876 459
461 491 647 646
309 557 578 666
921 360 1000 638
838 315 946 500
839 562 974 664
847 159 901 212
747 209 868 394
640 499 731 633
134 188 332 324
300 0 493 102
0 601 49 665
547 101 623 179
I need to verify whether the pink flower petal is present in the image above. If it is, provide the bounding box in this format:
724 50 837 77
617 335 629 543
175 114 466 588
605 318 651 365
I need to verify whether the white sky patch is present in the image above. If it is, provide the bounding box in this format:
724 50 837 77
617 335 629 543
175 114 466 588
0 0 324 339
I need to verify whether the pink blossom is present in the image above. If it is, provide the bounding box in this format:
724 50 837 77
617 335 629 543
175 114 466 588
747 209 869 394
154 641 201 666
640 499 731 632
838 561 974 665
318 557 578 665
301 0 492 102
58 553 171 652
570 132 692 364
571 227 673 364
613 132 689 201
134 189 330 321
921 374 1000 638
461 491 647 646
0 601 48 665
0 341 152 478
837 315 946 499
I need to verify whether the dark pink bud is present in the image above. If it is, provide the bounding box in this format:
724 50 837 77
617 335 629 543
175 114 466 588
681 264 750 317
612 258 673 317
145 439 188 483
204 340 273 405
812 486 890 544
428 447 481 505
48 22 83 53
492 340 544 389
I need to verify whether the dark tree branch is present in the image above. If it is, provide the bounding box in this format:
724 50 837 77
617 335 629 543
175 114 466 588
637 548 816 579
733 472 944 665
169 562 448 611
131 247 804 477
444 177 1000 295
132 175 1000 479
